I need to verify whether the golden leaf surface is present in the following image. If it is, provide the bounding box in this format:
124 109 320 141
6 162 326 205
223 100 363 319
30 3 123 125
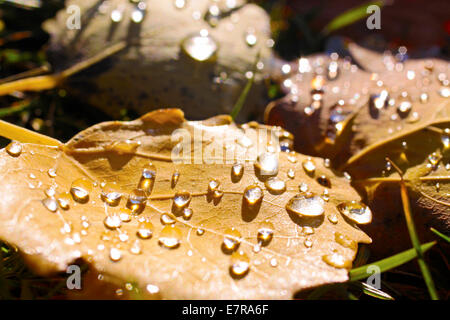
265 44 450 249
0 109 371 299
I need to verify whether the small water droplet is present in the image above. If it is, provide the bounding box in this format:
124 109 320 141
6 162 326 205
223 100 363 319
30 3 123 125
243 185 263 206
182 31 218 62
286 194 324 217
171 171 180 188
104 215 122 229
231 163 244 181
6 141 22 157
137 221 153 239
196 228 205 236
129 240 142 255
335 232 357 249
265 177 286 194
370 90 389 110
223 228 241 252
208 179 220 193
109 247 122 262
317 175 331 188
42 197 58 212
106 140 140 154
321 188 330 201
245 29 257 47
420 92 429 104
304 238 313 248
337 201 372 224
126 189 147 214
397 100 412 118
159 225 182 249
439 86 450 98
57 192 71 210
328 214 338 224
47 168 57 178
302 158 316 175
173 190 191 211
70 178 92 203
442 129 450 151
303 226 314 235
119 208 132 222
428 152 440 167
287 169 295 179
299 182 309 193
322 251 351 269
174 0 186 9
101 182 122 206
182 208 193 220
255 152 279 176
270 258 278 267
160 213 175 225
257 221 274 246
138 163 156 194
230 250 250 277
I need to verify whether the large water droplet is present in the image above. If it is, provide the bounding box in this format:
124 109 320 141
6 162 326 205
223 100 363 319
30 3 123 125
264 177 286 194
57 192 71 210
181 30 218 62
138 163 156 194
171 171 180 188
159 225 182 249
335 232 357 249
369 90 389 110
101 182 122 206
207 179 220 193
337 201 372 224
160 213 175 225
5 141 22 157
70 178 93 203
109 247 122 262
286 194 325 217
126 189 147 214
230 250 250 278
255 152 279 176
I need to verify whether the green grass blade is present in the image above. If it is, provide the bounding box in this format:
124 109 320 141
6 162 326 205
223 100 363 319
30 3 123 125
322 1 384 35
430 228 450 243
230 53 259 121
349 241 436 281
357 282 394 300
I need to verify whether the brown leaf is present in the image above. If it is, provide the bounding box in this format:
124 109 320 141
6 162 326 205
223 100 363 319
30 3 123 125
43 0 272 121
0 109 370 299
265 44 449 256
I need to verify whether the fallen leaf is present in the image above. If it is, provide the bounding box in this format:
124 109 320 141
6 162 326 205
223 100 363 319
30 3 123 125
0 108 371 299
43 0 272 121
265 43 449 256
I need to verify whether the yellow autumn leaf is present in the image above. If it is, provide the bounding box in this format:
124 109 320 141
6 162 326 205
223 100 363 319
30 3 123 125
0 109 371 299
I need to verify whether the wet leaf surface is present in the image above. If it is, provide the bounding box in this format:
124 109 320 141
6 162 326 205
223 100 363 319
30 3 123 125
265 43 449 256
0 109 371 299
44 0 272 121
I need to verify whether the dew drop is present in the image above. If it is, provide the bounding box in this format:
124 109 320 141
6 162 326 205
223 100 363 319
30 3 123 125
442 129 450 151
182 208 193 220
369 90 389 110
137 221 153 239
230 251 250 277
42 197 58 212
243 185 263 206
439 86 450 98
302 158 316 175
257 221 274 246
129 240 142 255
57 192 71 210
119 208 132 222
223 228 241 252
287 169 295 179
109 247 122 262
181 31 218 62
317 175 331 188
126 189 147 214
397 100 412 118
173 191 191 211
160 213 175 225
207 179 220 193
196 228 205 236
427 152 440 167
420 92 429 104
5 141 22 157
328 213 338 224
286 194 325 217
47 168 57 178
335 232 357 249
322 252 351 269
231 163 244 181
106 140 140 154
255 152 279 176
270 258 278 267
158 225 182 249
244 29 257 47
104 215 122 229
101 182 122 206
337 201 372 224
138 163 156 194
174 0 186 9
303 238 313 248
171 171 180 188
70 178 92 203
264 177 286 194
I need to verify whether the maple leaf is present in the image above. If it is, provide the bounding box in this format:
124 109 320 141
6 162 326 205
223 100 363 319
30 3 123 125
0 109 371 299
